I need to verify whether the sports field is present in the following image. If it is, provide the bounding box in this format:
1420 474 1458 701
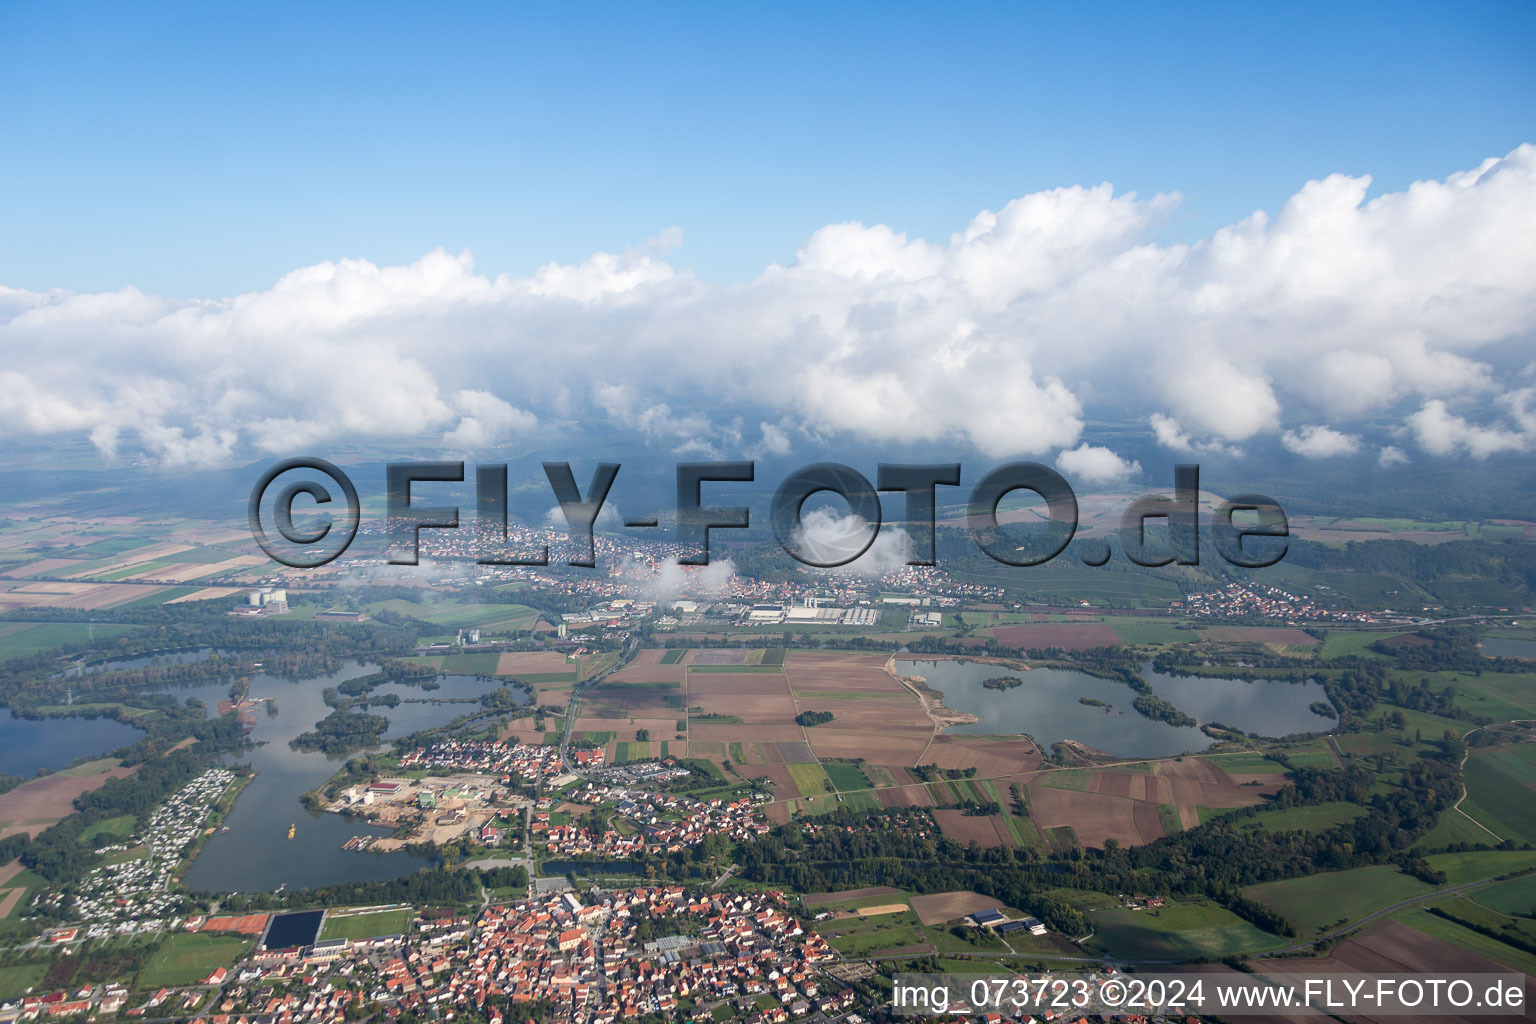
318 907 413 940
138 933 251 988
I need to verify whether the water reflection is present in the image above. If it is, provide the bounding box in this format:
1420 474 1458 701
895 658 1332 759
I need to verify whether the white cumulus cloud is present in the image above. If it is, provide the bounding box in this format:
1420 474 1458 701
1280 424 1362 458
1055 443 1141 484
0 147 1534 465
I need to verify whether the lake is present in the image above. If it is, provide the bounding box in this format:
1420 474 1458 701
1482 637 1536 660
895 658 1334 759
0 711 142 777
154 661 525 894
64 646 227 676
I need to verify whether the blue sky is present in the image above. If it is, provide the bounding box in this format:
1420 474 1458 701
2 0 1532 297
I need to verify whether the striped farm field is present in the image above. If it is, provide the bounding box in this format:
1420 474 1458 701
786 763 831 796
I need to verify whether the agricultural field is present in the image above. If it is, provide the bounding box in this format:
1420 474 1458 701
363 599 541 632
1243 865 1437 934
1389 904 1536 976
0 760 137 841
1423 849 1536 885
1458 749 1536 844
1236 801 1364 832
786 763 831 796
0 620 140 659
1084 897 1284 960
1471 873 1536 916
822 762 871 792
1318 631 1400 659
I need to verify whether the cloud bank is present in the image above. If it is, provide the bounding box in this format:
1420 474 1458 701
1 146 1534 466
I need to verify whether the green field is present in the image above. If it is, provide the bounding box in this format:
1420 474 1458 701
79 814 138 846
1241 802 1364 833
0 621 139 659
787 762 831 795
1460 752 1536 844
0 963 47 999
822 762 870 792
614 741 651 763
318 907 413 940
1110 623 1194 645
823 918 929 957
1313 572 1425 606
1318 631 1399 659
1416 799 1499 847
659 649 685 664
1085 898 1283 959
1030 769 1092 791
137 933 251 988
365 599 540 632
1203 753 1290 776
1426 580 1526 606
830 790 883 813
1473 874 1536 916
1422 849 1536 885
948 564 1185 606
1243 865 1435 934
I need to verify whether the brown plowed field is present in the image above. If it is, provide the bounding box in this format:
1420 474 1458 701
500 723 547 745
805 728 931 763
691 721 804 746
600 665 687 685
692 649 745 664
1198 626 1319 645
910 890 1004 926
783 652 897 692
933 809 1012 848
1026 786 1165 849
495 652 574 675
921 737 1040 777
877 765 918 786
8 558 86 576
1088 770 1172 803
774 741 815 762
690 691 797 722
629 649 666 666
874 785 935 808
992 623 1121 650
1258 920 1535 1023
687 673 790 696
0 765 137 839
736 764 802 799
1158 757 1281 829
583 682 678 714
